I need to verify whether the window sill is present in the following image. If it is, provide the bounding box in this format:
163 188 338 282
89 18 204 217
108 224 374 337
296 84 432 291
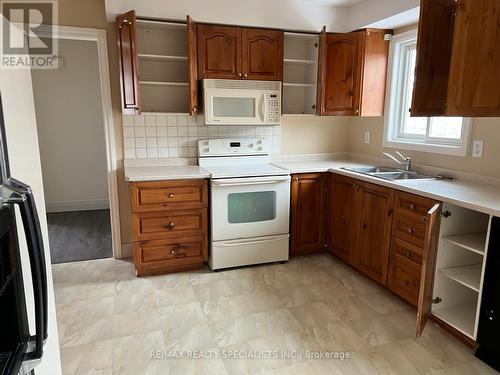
383 138 468 157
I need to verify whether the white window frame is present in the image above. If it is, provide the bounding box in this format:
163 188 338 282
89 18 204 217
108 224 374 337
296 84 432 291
383 29 472 157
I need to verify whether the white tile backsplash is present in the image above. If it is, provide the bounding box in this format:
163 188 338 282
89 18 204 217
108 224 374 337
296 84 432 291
122 113 281 159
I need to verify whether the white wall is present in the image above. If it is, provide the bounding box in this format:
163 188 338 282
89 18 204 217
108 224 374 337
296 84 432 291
345 0 419 30
105 0 348 32
0 17 62 375
31 39 109 213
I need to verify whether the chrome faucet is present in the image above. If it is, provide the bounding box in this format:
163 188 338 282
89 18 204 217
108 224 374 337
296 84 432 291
383 151 412 171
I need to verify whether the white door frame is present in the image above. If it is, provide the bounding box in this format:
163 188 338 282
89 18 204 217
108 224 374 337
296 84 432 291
47 26 122 258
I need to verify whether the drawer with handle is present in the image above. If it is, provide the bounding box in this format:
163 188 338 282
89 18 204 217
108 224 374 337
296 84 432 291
387 259 421 306
134 235 207 276
132 208 207 241
392 214 427 247
131 179 208 212
394 191 437 221
390 236 423 270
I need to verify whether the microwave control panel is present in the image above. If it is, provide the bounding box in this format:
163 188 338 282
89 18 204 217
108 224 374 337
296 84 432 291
264 93 281 123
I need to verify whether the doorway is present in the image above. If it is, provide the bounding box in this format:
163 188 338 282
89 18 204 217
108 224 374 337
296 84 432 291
31 27 120 263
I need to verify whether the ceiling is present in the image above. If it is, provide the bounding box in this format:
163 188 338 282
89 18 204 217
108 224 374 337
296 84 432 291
292 0 364 7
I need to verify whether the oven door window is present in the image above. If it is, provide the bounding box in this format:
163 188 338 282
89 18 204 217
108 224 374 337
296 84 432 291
213 97 255 118
227 191 276 223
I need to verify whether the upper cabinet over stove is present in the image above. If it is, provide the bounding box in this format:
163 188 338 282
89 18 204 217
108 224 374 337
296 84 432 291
197 25 284 81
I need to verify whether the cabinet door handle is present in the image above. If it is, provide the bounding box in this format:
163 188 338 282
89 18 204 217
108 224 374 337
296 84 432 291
170 247 178 255
243 73 248 78
404 251 412 258
238 73 242 77
407 228 414 234
167 222 176 229
293 177 299 182
168 193 174 198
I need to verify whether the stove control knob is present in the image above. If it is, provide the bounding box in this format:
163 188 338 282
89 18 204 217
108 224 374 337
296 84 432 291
204 147 210 153
258 146 263 151
249 144 254 148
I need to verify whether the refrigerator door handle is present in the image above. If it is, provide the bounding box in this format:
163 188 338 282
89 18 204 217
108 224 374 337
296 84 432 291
4 178 47 364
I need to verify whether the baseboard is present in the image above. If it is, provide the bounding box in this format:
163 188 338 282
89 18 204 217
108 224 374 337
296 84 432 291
46 199 110 213
121 243 133 258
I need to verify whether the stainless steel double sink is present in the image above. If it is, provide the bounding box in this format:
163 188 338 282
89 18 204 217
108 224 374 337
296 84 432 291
342 166 436 181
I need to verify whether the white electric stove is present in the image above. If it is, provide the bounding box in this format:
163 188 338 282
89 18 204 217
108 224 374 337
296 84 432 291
198 138 290 270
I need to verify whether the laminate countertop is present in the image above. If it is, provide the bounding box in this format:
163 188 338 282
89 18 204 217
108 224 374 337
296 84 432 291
125 164 210 182
272 158 500 218
124 157 500 217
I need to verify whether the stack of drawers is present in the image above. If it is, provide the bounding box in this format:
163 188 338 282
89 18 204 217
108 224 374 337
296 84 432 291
130 179 208 276
387 191 437 305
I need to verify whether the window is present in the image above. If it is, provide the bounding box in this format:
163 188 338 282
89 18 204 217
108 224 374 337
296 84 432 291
383 29 471 156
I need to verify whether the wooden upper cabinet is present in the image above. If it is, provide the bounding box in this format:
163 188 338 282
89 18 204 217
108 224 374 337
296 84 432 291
290 173 329 256
416 203 442 337
319 31 362 116
241 28 283 80
412 0 500 117
329 174 361 265
446 0 500 116
354 182 394 285
197 24 242 79
197 24 283 80
116 10 140 113
318 29 391 116
411 0 455 116
187 16 199 115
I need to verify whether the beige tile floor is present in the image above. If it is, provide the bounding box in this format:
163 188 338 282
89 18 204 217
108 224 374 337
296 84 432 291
52 254 498 375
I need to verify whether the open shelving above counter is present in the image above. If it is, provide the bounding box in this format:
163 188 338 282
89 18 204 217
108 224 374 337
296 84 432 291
283 32 319 115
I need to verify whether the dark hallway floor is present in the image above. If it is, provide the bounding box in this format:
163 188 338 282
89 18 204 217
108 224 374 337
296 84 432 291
47 209 112 264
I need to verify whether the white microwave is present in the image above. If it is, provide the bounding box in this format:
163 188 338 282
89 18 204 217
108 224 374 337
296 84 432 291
203 79 281 126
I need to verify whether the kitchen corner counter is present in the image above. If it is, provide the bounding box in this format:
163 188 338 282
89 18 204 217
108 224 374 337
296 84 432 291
272 157 500 218
124 159 210 182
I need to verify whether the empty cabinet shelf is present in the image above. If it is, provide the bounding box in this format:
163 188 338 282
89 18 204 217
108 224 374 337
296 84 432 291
441 233 487 255
439 264 482 292
432 304 477 339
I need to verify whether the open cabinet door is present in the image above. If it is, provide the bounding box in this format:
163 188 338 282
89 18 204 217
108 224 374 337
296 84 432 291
416 203 442 337
116 10 140 114
187 15 199 115
316 26 326 115
411 0 455 117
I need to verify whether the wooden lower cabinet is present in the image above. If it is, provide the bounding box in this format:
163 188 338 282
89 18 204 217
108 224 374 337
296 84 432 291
130 179 208 276
328 176 394 285
354 182 394 285
329 174 360 264
290 173 329 256
328 175 442 336
387 259 421 306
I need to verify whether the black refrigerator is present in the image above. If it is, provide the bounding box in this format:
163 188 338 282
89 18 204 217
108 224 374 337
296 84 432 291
475 216 500 371
0 94 48 375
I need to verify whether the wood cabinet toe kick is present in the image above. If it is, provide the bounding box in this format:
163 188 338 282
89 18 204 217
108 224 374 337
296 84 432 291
130 179 208 276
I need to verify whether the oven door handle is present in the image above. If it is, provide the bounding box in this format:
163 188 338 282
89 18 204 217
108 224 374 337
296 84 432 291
212 176 290 187
218 236 286 247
